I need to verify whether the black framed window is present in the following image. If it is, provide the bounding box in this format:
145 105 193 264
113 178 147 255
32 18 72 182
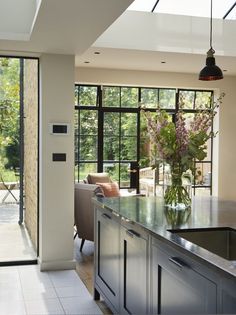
75 84 214 196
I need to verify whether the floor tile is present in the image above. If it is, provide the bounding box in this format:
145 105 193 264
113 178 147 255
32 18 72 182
19 266 53 290
0 288 23 301
0 299 26 315
22 286 57 300
48 270 82 288
60 296 102 315
55 284 90 298
25 298 65 315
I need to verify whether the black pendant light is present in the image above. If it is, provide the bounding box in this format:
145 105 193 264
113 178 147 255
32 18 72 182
199 0 223 81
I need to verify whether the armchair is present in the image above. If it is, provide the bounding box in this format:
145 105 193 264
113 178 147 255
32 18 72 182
74 172 116 251
74 183 102 251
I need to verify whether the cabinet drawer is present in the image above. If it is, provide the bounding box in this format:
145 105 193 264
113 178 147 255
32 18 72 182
95 207 120 313
120 225 149 315
152 242 217 314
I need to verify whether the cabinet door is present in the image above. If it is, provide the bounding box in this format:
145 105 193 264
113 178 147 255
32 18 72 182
152 244 217 315
120 225 149 315
221 277 236 313
95 208 120 312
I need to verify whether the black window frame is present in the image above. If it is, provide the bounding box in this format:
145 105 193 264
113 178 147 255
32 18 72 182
75 84 214 196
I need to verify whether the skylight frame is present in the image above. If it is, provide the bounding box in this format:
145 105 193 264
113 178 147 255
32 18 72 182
127 0 236 20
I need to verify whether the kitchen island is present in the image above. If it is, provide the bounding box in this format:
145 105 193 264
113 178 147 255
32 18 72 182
92 196 236 314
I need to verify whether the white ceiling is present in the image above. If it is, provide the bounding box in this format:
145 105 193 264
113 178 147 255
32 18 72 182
75 10 236 76
0 0 235 77
0 0 39 40
0 0 133 55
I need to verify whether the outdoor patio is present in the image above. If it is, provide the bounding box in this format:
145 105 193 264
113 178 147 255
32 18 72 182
0 189 36 263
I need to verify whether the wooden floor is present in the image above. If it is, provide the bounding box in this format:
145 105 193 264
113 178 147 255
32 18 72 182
74 237 112 315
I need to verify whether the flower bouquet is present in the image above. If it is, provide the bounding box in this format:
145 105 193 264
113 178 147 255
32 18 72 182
142 93 224 209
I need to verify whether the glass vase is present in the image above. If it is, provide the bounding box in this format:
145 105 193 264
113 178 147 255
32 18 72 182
164 163 192 210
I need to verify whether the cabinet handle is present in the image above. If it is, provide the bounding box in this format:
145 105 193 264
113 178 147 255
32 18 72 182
169 257 188 269
126 229 141 238
102 213 111 220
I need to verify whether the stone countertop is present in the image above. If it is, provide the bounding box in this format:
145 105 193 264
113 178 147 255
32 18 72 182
93 195 236 278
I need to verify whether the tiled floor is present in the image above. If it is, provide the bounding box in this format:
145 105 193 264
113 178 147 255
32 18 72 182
0 265 102 315
74 238 112 315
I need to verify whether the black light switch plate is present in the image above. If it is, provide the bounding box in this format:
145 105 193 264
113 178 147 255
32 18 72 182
52 153 66 162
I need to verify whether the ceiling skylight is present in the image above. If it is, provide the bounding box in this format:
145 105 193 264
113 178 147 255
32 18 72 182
127 0 236 20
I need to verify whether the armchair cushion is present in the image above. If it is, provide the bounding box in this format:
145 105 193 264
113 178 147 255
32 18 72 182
87 172 111 184
96 181 120 197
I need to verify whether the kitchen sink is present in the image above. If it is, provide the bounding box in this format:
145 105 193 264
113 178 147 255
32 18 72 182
169 227 236 260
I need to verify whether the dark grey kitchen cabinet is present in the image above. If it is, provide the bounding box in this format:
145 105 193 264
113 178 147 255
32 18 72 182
221 277 236 314
94 207 120 313
152 241 217 314
93 200 236 315
120 223 149 315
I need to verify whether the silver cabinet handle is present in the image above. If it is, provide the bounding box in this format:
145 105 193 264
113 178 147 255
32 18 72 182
169 257 189 269
102 213 111 220
126 229 141 238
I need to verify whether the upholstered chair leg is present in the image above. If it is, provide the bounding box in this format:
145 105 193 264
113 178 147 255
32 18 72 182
80 239 85 252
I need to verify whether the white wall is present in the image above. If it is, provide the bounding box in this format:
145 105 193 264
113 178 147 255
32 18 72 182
39 54 75 270
75 67 236 201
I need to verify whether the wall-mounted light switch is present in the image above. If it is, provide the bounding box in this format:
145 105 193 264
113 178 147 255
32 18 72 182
52 153 66 162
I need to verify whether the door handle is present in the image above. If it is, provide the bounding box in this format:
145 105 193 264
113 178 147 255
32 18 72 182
128 169 137 173
102 213 111 220
168 257 189 269
126 229 141 238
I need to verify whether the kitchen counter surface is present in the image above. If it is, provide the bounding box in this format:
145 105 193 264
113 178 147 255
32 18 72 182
93 195 236 277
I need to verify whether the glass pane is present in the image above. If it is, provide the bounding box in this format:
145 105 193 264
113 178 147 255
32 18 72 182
127 0 157 12
159 89 175 109
79 110 98 135
120 163 130 188
204 137 212 161
121 137 137 160
75 86 78 105
140 111 151 166
79 136 97 161
183 113 212 161
141 88 158 108
121 113 137 136
104 112 120 136
79 163 97 181
195 91 212 109
194 188 211 196
78 86 97 106
74 110 79 135
151 0 235 19
121 87 139 108
74 162 78 182
194 163 211 186
103 86 120 107
0 57 20 182
103 137 119 161
103 163 119 182
74 136 79 162
183 113 194 130
225 5 236 20
179 90 195 109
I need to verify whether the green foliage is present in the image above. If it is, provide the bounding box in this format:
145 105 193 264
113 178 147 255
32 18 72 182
0 58 20 177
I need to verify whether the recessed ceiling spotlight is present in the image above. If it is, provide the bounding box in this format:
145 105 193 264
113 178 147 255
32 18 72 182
94 51 100 55
161 61 166 64
84 61 90 64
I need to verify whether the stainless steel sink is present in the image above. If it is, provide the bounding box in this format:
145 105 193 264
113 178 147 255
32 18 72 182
169 227 236 260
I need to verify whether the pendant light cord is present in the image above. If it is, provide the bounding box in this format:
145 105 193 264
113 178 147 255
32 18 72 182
210 0 213 49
